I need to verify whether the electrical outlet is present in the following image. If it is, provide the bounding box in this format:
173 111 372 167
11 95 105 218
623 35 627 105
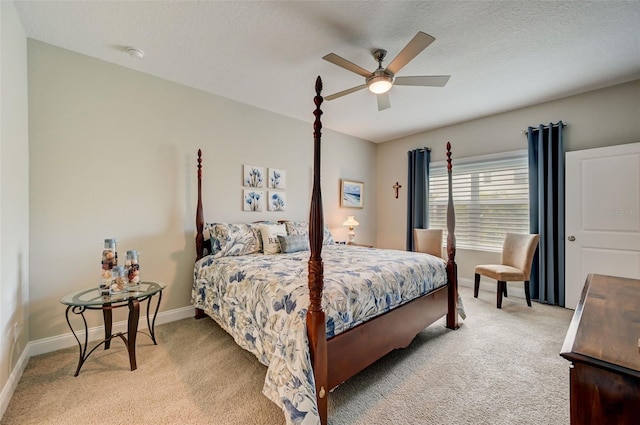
13 322 22 343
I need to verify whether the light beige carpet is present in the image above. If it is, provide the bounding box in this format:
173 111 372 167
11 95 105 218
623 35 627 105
2 286 573 424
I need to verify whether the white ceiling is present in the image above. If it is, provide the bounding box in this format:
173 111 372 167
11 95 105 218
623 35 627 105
13 1 640 143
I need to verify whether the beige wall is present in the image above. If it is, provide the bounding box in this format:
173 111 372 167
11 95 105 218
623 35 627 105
1 1 30 415
10 19 640 369
27 40 376 341
376 79 640 282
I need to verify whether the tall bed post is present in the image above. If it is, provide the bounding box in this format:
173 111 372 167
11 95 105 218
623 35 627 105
196 149 205 261
194 150 206 320
445 141 459 329
307 76 328 424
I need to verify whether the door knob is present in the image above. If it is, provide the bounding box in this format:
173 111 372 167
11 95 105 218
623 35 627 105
568 236 576 241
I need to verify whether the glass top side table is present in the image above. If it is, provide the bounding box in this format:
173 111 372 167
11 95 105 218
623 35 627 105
60 281 166 376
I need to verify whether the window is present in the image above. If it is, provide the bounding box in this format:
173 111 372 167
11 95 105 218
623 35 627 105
429 151 529 252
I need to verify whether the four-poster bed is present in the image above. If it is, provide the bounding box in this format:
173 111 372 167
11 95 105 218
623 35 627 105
192 76 459 425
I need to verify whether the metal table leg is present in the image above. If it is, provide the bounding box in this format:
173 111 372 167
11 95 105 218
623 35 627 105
66 305 88 377
145 290 163 345
66 305 127 377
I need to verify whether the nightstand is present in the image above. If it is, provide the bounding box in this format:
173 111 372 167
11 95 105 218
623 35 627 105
60 281 165 376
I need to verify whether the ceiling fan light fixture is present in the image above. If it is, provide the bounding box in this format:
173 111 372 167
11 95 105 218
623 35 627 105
367 75 393 94
323 32 448 109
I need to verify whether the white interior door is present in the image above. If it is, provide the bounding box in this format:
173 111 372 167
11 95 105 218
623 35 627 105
565 142 640 309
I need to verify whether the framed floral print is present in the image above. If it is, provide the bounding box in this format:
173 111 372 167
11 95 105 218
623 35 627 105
243 190 264 211
268 191 286 211
268 168 286 189
243 165 265 188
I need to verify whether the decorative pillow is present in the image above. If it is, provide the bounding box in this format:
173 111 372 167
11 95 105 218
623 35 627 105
258 223 287 255
323 226 335 245
284 221 335 245
248 222 264 253
203 222 221 255
283 220 307 237
277 234 310 253
207 223 262 258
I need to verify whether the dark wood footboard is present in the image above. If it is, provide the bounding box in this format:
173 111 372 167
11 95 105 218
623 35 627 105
326 285 449 390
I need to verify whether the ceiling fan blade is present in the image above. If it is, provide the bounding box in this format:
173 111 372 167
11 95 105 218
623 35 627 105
394 75 450 87
323 53 372 77
385 32 435 75
324 84 367 101
377 92 391 111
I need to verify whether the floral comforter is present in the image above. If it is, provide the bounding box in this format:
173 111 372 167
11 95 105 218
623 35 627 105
192 245 450 425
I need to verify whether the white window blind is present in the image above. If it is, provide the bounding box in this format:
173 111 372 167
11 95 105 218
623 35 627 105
429 151 529 252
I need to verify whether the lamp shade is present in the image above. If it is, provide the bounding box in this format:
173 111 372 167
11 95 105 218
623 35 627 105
342 216 359 227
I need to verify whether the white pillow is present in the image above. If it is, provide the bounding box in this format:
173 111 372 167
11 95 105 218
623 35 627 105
258 223 287 254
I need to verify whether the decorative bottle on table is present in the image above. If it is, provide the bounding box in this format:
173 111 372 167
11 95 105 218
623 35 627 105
125 250 140 287
110 265 127 293
100 238 117 294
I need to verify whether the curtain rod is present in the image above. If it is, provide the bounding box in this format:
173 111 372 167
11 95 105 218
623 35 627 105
521 121 567 135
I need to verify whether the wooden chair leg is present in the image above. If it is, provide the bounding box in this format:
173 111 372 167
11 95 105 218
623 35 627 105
503 283 508 297
474 273 480 298
497 281 505 309
524 280 532 307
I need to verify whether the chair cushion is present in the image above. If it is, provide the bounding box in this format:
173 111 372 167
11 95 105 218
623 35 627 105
475 264 527 281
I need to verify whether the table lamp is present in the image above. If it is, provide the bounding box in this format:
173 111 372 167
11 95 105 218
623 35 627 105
342 216 360 245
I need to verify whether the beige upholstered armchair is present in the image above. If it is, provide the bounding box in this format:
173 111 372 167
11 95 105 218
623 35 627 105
474 233 540 309
414 228 444 259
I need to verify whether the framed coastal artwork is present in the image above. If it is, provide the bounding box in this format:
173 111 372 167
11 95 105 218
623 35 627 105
341 179 364 209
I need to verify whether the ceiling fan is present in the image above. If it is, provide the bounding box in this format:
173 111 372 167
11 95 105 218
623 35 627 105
323 31 450 111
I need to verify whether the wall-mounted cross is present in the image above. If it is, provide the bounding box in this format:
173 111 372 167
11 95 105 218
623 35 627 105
393 181 402 199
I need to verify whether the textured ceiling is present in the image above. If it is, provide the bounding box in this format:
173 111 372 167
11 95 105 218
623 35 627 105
13 1 640 143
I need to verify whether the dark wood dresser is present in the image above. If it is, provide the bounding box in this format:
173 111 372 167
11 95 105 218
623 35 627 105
560 274 640 424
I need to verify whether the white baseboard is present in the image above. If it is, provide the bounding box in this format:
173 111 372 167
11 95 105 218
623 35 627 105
28 305 194 357
0 344 30 420
1 305 194 420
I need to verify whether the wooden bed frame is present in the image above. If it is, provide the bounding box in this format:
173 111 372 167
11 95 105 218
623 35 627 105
194 76 458 425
